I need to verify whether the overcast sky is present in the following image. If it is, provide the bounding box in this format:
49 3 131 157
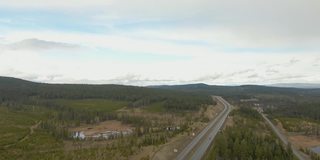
0 0 320 85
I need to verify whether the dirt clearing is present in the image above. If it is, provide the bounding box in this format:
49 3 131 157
70 120 133 136
289 135 320 148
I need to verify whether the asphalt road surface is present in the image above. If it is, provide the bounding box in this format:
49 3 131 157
176 96 232 160
260 112 310 160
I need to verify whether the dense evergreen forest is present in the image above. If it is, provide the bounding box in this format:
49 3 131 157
205 107 295 160
266 103 320 121
0 76 215 143
0 76 212 111
0 77 212 160
157 83 320 120
152 83 320 104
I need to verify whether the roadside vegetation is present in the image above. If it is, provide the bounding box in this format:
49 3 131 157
275 117 320 135
205 107 295 160
265 101 320 160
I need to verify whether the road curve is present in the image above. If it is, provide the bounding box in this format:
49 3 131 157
260 112 310 160
176 96 232 160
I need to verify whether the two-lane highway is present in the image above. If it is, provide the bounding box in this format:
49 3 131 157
176 96 232 160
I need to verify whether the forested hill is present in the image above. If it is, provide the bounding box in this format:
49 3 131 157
0 77 212 111
150 83 320 98
2 76 320 111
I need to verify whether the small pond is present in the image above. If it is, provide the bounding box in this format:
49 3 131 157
311 146 320 154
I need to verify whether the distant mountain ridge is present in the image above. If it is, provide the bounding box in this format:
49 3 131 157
1 76 320 101
149 83 320 100
269 83 320 89
1 76 319 89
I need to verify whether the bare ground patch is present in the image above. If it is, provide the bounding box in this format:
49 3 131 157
274 119 287 134
289 135 320 149
225 116 234 128
275 120 320 150
204 103 224 120
70 120 133 137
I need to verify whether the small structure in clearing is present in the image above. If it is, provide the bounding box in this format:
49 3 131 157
71 120 133 140
73 131 85 140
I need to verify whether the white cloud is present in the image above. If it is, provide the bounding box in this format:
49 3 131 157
2 0 320 33
1 0 320 85
0 29 319 85
0 44 319 85
0 0 114 10
2 38 80 51
2 0 320 50
0 30 215 57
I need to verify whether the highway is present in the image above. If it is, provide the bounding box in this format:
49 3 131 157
260 112 310 160
176 96 232 160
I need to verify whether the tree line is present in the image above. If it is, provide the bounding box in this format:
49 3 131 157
0 77 212 111
266 103 320 121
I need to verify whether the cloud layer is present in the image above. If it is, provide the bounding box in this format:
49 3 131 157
0 0 319 85
3 38 80 51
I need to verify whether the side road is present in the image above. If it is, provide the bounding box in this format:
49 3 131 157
260 112 310 160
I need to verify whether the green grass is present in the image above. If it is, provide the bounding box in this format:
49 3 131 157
0 107 43 146
276 117 320 133
276 117 318 129
1 129 64 160
144 102 166 113
54 99 128 112
0 106 64 160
